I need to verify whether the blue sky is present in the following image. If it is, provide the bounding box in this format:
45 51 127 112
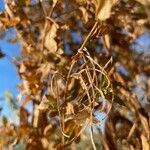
0 38 21 123
0 2 21 120
0 0 4 11
0 35 21 121
0 37 21 96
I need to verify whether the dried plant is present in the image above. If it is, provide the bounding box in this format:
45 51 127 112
0 0 150 149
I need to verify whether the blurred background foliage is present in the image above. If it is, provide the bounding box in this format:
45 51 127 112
0 0 150 149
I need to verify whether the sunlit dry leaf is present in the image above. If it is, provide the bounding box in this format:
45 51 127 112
38 95 57 112
66 103 74 115
141 134 150 150
120 88 130 98
22 80 30 94
37 63 53 81
94 0 115 21
79 7 89 23
53 0 58 5
113 72 125 85
127 123 136 140
19 62 26 73
44 23 59 52
103 34 110 49
38 96 51 111
43 124 53 136
46 38 57 52
139 113 150 137
41 138 53 149
0 17 20 27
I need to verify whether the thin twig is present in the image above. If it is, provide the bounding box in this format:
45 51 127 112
127 123 136 140
79 22 99 52
85 55 110 89
90 126 97 150
40 0 47 16
53 73 69 147
79 74 97 150
65 60 76 100
55 74 65 145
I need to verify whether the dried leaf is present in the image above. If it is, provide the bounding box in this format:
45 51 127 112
103 34 110 49
141 134 150 150
66 103 74 115
139 113 150 137
74 108 99 125
20 107 29 126
19 63 26 73
74 109 90 125
38 95 51 111
113 72 125 85
79 7 89 23
0 17 20 27
44 23 59 52
94 0 114 21
43 124 53 136
37 63 53 81
38 95 57 111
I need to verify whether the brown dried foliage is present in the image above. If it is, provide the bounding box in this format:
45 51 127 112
0 0 150 149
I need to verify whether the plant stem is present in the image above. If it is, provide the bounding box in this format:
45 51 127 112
79 21 99 52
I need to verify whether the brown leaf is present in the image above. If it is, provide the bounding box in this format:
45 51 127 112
20 107 29 126
19 63 26 73
141 134 150 150
103 34 111 49
79 6 89 23
139 113 150 137
0 17 20 27
44 23 59 52
37 63 53 81
66 103 74 115
43 124 53 136
94 0 114 21
38 95 51 112
113 72 125 85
